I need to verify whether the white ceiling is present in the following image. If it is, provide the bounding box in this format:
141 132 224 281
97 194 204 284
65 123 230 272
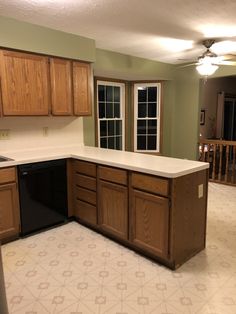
1 0 236 64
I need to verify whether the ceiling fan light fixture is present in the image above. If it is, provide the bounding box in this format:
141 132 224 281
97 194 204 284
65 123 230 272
196 63 219 76
196 56 219 76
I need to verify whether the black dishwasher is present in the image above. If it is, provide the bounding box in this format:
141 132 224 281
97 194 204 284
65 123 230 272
18 159 68 236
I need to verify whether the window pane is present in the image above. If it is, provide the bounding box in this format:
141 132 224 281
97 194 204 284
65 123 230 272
106 102 113 118
137 136 146 150
100 137 107 148
114 103 120 118
108 120 115 136
99 102 105 118
116 120 122 136
138 88 147 102
147 135 157 150
106 86 113 102
138 103 147 118
148 103 157 117
100 121 107 137
108 137 115 149
98 85 105 101
137 120 146 134
148 87 157 102
116 136 122 150
114 87 120 102
148 120 157 134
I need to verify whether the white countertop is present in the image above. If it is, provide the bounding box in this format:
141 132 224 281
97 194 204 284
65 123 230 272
0 145 209 178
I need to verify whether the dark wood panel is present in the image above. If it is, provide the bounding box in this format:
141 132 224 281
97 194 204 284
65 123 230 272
170 169 208 267
98 166 127 185
74 173 96 191
131 172 169 196
75 200 97 225
99 181 128 239
0 167 16 184
73 160 96 177
130 189 169 259
75 186 96 205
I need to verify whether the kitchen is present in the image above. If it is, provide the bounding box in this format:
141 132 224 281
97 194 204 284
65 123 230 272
0 2 236 313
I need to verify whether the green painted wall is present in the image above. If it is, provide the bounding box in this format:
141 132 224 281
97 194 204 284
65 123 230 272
0 16 95 62
84 48 176 157
170 66 201 160
2 16 236 160
94 49 174 80
171 64 236 160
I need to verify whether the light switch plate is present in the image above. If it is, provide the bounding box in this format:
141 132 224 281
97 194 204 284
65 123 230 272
198 184 204 198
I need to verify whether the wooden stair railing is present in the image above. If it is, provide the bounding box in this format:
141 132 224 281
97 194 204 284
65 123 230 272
199 139 236 186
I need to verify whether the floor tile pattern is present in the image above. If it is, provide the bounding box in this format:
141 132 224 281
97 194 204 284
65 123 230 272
2 183 236 314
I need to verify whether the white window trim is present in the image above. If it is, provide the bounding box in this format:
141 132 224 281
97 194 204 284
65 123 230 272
97 80 125 151
134 82 161 153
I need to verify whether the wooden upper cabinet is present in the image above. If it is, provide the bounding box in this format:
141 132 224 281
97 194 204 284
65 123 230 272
0 50 50 116
73 61 92 116
50 58 73 115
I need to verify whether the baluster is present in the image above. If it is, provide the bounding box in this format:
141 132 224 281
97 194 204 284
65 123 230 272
225 145 230 182
212 144 216 180
203 144 207 162
232 146 236 184
219 144 223 181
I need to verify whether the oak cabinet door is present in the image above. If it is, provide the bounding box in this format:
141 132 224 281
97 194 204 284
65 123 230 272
0 50 50 115
50 58 73 115
0 183 20 240
99 181 128 239
130 190 169 259
73 61 92 116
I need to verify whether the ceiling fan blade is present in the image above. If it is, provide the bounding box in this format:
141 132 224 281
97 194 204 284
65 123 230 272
178 62 197 68
222 54 236 61
218 60 236 66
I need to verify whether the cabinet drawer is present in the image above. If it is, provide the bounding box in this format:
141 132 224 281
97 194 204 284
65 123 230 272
74 186 96 205
73 160 96 177
98 166 127 185
0 167 16 184
131 172 169 197
74 173 96 191
75 200 97 225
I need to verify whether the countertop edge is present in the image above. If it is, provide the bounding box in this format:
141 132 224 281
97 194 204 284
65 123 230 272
0 147 209 178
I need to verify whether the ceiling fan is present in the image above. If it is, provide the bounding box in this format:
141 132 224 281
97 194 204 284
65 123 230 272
181 39 236 76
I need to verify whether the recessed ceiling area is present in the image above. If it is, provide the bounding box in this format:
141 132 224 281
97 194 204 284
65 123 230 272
1 0 236 63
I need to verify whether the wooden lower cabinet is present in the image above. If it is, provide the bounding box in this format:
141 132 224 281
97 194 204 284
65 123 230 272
0 183 20 241
69 159 98 226
99 181 128 240
68 160 208 269
75 200 97 225
130 190 169 259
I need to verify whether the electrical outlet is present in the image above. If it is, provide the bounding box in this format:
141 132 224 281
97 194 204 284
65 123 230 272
198 184 203 198
43 127 49 137
0 129 10 140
